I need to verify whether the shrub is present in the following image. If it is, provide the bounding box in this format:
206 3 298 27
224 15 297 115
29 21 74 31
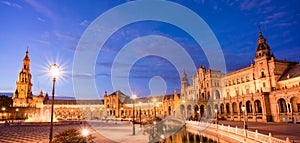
53 128 95 143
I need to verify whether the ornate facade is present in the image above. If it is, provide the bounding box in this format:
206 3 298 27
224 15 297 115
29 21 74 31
179 31 300 123
9 31 300 123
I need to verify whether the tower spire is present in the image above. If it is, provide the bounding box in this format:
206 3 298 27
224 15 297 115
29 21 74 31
26 46 29 57
255 29 273 60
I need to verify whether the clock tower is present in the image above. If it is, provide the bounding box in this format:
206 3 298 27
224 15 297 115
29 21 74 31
13 50 34 107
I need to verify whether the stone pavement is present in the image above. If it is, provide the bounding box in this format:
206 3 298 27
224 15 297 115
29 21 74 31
2 120 299 143
218 120 300 143
0 121 148 143
88 121 149 143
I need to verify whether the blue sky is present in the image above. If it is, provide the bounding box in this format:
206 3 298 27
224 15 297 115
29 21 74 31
0 0 299 99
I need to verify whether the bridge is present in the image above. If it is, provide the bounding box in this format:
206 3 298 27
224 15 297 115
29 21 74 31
186 121 291 143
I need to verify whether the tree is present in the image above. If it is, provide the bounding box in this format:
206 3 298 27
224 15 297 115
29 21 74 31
0 95 12 107
53 128 95 143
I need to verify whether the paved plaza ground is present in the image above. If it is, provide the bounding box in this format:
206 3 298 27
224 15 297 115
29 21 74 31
0 121 148 143
0 120 299 143
218 120 300 143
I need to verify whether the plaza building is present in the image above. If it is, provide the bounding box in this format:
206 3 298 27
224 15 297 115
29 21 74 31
5 31 300 123
179 31 300 123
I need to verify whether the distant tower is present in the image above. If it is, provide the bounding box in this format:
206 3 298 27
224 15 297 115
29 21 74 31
180 71 189 98
13 50 34 107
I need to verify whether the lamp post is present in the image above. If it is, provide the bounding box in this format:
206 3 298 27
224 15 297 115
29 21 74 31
106 108 109 122
139 102 142 128
1 107 5 122
214 109 218 124
120 107 124 118
153 98 157 120
241 105 247 129
15 108 19 122
241 105 248 142
214 109 219 143
107 108 110 116
49 64 60 143
182 100 186 119
131 94 136 135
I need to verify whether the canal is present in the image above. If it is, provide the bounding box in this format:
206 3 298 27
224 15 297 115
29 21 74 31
161 126 218 143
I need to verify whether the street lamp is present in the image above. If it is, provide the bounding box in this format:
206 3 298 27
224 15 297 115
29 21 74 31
214 109 218 124
131 94 137 135
1 107 5 122
214 109 219 142
81 129 89 137
241 105 247 129
15 108 19 122
197 110 200 121
106 108 110 122
241 105 248 142
49 64 60 143
139 102 142 128
153 98 157 120
182 100 186 119
120 107 124 117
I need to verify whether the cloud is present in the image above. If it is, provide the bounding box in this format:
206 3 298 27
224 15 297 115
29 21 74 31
260 12 287 25
24 0 55 21
257 6 275 14
273 21 296 27
1 1 22 9
80 20 89 26
267 12 287 20
72 73 93 79
55 32 77 41
240 0 257 11
35 39 50 44
259 19 271 25
258 0 271 7
240 0 271 11
96 60 152 70
37 17 45 22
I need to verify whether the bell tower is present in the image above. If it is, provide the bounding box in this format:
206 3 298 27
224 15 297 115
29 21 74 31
255 31 273 60
180 71 189 99
13 49 33 107
254 31 275 93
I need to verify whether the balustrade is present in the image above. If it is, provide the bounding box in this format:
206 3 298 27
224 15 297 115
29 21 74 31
186 121 290 143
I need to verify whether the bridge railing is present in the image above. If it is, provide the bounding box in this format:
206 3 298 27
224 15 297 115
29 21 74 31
186 121 291 143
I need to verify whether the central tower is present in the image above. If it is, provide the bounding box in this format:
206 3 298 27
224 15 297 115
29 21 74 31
13 50 34 107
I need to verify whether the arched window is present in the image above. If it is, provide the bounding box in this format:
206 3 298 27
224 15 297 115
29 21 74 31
200 105 205 117
261 71 265 77
220 104 224 114
226 103 230 115
246 101 252 113
290 97 299 113
215 90 220 99
207 105 212 117
232 102 238 114
278 98 287 113
254 100 262 113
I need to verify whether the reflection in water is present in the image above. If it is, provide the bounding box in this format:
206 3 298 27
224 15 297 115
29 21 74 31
162 127 217 143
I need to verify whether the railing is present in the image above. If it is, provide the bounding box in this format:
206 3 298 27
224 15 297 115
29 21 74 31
186 121 290 143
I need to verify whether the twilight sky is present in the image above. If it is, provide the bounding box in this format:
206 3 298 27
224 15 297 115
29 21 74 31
0 0 299 99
